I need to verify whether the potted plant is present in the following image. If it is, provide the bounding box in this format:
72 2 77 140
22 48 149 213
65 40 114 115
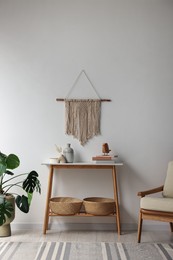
0 151 41 236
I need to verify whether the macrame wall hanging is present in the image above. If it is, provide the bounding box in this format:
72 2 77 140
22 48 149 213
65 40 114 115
56 70 111 146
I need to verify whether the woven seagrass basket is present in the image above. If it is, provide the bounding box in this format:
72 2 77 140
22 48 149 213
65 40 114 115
49 197 83 215
83 197 115 216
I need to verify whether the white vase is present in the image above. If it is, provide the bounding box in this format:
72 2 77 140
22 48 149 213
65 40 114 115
63 144 74 163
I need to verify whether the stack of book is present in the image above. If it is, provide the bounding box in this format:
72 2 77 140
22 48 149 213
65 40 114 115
92 155 118 164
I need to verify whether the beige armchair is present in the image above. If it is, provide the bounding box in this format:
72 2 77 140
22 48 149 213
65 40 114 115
137 161 173 243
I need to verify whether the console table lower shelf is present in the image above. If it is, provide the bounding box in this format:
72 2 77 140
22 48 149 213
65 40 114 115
42 163 123 235
49 212 116 217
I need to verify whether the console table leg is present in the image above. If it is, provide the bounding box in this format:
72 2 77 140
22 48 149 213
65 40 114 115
112 166 121 235
43 165 54 234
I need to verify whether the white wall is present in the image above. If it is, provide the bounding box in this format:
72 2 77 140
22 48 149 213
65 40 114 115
0 0 173 231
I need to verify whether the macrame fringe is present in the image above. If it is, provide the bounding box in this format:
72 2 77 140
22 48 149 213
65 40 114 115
65 99 101 145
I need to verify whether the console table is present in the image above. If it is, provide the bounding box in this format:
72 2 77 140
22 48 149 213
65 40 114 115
42 162 123 235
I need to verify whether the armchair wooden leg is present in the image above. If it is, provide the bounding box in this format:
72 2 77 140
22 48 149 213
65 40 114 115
170 222 173 232
137 211 143 243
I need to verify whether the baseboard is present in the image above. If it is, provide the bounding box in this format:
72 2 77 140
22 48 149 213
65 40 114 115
11 222 169 232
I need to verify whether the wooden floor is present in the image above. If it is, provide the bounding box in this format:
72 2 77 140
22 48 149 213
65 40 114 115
0 230 173 243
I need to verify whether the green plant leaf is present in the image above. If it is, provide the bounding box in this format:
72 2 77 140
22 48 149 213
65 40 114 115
0 210 6 226
27 193 33 206
5 170 14 176
0 152 7 175
16 195 29 213
36 179 41 194
6 154 20 170
0 152 7 162
0 201 14 226
23 171 39 193
0 165 6 175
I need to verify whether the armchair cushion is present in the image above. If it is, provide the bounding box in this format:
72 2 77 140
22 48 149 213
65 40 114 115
140 197 173 212
163 161 173 198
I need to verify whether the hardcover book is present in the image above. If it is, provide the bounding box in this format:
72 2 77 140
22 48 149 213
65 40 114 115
92 155 118 161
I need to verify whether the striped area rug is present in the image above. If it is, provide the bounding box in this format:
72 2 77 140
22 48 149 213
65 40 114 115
0 241 173 260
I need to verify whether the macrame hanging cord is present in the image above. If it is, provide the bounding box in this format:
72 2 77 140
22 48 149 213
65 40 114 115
65 70 101 145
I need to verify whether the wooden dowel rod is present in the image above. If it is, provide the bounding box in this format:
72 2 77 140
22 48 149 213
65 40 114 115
56 98 111 102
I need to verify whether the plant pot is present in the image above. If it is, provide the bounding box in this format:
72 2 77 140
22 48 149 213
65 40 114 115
0 194 15 237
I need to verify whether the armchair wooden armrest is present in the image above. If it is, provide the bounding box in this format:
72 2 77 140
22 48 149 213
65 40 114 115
137 185 164 197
